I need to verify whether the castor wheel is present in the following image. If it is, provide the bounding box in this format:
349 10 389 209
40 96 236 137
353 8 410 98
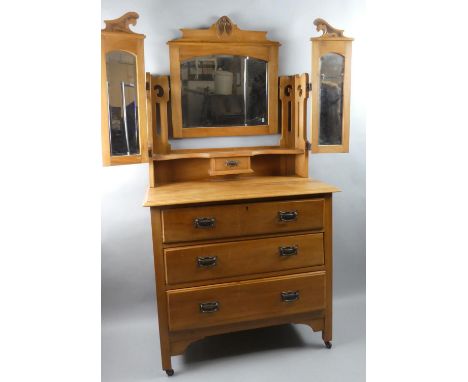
165 369 174 377
324 341 332 349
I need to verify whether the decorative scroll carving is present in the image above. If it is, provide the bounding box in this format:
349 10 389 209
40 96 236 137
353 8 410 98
313 18 345 38
174 16 273 43
216 16 234 36
102 12 139 33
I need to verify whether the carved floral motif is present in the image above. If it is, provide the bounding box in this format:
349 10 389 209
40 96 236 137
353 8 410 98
216 16 234 36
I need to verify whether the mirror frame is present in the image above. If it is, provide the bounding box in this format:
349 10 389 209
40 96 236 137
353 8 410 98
168 16 279 139
101 13 148 166
311 19 353 153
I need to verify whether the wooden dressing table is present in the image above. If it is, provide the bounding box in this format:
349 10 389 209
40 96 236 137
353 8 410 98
101 13 352 376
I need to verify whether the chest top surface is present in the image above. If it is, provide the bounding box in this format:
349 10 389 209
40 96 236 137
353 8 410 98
144 176 340 207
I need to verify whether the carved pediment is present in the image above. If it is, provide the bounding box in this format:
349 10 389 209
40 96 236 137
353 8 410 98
102 12 139 33
170 16 279 45
312 18 352 40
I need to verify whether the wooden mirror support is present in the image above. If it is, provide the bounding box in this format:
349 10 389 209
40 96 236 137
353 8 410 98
311 18 353 153
168 16 279 138
101 12 148 165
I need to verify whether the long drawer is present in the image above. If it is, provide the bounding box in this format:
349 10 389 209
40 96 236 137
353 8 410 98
161 198 324 243
165 233 324 285
167 272 326 331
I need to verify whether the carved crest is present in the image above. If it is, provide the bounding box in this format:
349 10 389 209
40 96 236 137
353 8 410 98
216 16 234 36
313 18 345 38
102 12 139 33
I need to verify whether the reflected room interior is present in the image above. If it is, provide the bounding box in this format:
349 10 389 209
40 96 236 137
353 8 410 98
106 51 140 156
180 55 268 128
319 53 344 145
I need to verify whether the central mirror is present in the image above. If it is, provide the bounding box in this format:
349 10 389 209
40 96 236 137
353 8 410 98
180 55 268 128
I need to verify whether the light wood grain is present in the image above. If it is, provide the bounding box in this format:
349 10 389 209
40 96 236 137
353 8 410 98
101 27 148 166
167 271 326 331
164 233 324 285
175 16 280 44
153 147 303 161
144 176 339 207
150 209 172 372
322 194 333 342
311 38 352 153
169 310 324 355
161 198 324 243
168 16 278 138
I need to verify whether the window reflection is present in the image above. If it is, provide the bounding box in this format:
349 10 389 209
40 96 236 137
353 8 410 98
106 51 140 156
180 55 268 128
319 53 344 145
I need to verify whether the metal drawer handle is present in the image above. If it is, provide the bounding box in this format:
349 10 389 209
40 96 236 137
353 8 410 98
194 217 216 229
197 256 217 268
279 245 298 257
281 291 300 303
278 210 298 222
225 159 240 168
199 301 219 313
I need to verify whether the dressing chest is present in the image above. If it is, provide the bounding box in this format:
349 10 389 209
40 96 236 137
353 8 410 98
101 13 353 376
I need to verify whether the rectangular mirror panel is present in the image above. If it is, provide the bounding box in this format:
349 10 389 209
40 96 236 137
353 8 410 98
106 51 140 156
180 55 268 128
319 53 344 145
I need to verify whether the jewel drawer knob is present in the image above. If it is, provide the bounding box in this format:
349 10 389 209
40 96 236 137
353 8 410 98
225 159 240 168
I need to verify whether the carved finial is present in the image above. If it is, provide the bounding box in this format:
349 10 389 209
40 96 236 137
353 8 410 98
313 18 345 37
216 16 234 36
103 12 139 33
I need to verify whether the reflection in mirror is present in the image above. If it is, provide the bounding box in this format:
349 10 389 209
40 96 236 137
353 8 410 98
180 55 267 128
319 53 344 145
106 51 140 156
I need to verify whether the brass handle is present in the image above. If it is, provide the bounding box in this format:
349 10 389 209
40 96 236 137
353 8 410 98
225 159 240 168
278 210 298 222
281 291 300 303
200 301 219 313
194 217 216 229
197 256 217 268
279 245 298 257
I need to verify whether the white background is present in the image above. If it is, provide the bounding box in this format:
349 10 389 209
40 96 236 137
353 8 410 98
1 0 468 381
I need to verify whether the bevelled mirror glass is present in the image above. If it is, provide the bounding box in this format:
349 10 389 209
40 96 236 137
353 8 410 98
319 53 344 145
180 55 268 128
106 51 140 156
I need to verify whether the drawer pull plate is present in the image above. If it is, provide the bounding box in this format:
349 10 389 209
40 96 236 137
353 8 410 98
194 217 216 229
199 301 219 313
197 256 218 268
279 245 298 257
225 159 240 168
281 291 300 303
278 210 298 222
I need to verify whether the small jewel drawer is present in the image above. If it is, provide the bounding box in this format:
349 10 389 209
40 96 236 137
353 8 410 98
209 156 253 176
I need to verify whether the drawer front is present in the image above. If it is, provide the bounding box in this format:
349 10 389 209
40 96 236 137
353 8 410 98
167 272 326 331
165 233 324 285
162 198 324 243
